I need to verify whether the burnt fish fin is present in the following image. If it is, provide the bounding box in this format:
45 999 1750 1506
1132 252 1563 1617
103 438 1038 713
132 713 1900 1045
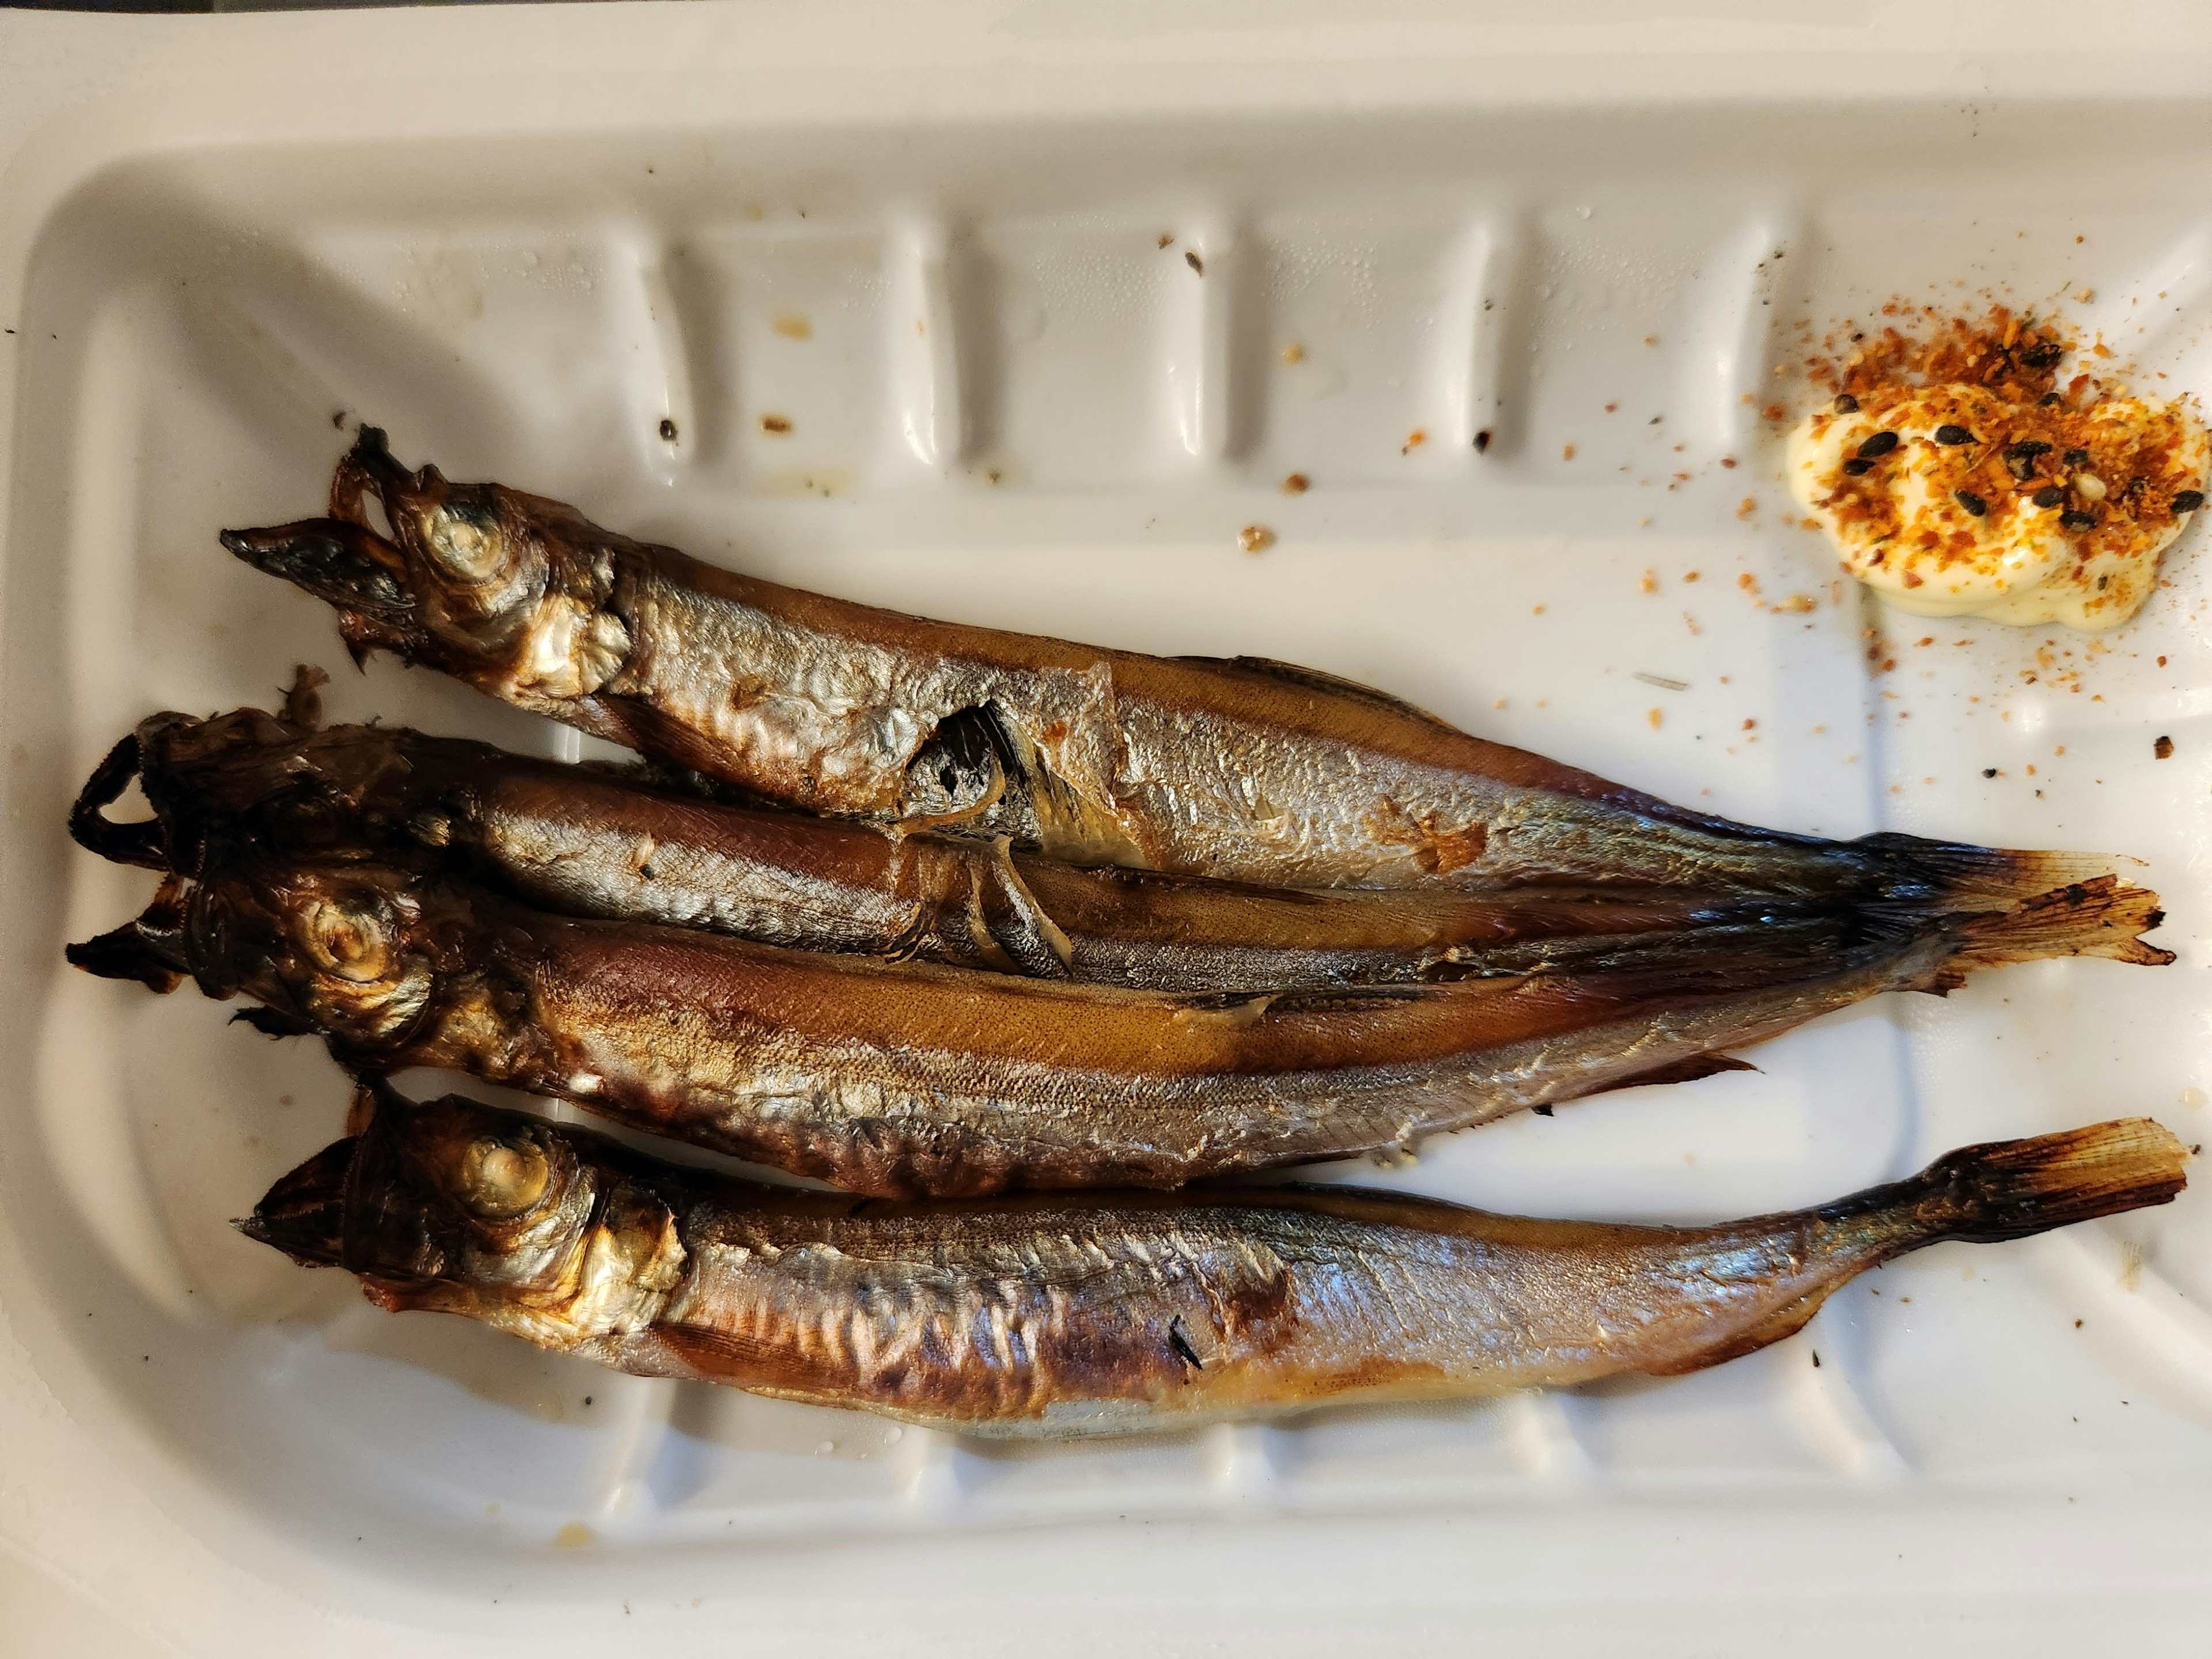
1642 1288 1828 1377
1181 656 1457 731
1588 1050 1759 1096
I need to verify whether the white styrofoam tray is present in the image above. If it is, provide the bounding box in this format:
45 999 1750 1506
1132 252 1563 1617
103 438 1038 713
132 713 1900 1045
7 6 2212 1653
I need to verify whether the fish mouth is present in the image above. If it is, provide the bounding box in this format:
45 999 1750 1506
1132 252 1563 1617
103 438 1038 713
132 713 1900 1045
237 1134 358 1267
219 520 418 627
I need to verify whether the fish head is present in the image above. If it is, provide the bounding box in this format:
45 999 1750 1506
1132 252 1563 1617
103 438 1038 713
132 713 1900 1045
243 1092 685 1343
224 429 632 706
184 859 453 1048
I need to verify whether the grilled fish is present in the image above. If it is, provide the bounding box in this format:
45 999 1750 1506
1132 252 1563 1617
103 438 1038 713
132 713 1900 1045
73 699 1832 992
244 1088 2187 1438
70 855 2166 1196
224 428 2119 902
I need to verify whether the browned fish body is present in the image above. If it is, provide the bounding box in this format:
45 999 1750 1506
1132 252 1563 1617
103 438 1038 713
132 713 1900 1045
244 1090 2186 1437
222 429 2115 903
69 855 2166 1196
70 703 1800 992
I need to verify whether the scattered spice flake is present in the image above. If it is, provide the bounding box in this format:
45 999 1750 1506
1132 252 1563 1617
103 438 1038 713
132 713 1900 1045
1721 456 1738 469
760 413 793 434
1774 593 1818 613
1281 343 1305 365
1762 403 1787 422
1403 430 1427 455
771 314 813 341
2156 735 2175 759
1741 718 1757 730
1237 524 1275 555
1281 472 1310 495
1643 334 1659 346
1158 233 1175 249
1562 443 1576 461
2074 287 2094 304
1683 570 1700 583
1683 612 1702 635
1604 402 1619 414
1639 570 1658 594
1736 497 1757 519
1647 707 1664 729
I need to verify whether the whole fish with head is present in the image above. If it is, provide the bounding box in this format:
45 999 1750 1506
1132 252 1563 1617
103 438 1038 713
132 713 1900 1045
71 853 2168 1197
221 428 2127 904
244 1087 2187 1438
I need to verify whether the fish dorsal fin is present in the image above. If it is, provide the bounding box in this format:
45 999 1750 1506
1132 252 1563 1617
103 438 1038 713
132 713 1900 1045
1180 656 1456 731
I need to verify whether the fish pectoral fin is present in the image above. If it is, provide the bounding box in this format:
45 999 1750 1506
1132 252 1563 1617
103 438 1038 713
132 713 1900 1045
1643 1288 1829 1377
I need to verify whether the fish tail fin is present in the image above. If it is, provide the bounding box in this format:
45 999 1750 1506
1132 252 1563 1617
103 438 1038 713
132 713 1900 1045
1856 832 2145 913
1881 1118 2187 1246
1931 876 2173 983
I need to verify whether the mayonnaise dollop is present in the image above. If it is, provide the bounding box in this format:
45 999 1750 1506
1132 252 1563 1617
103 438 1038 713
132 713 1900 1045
1788 385 2207 632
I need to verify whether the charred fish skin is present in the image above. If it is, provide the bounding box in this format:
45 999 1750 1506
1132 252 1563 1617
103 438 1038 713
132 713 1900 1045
73 703 1874 993
243 1092 2187 1438
223 429 2110 904
69 853 2169 1197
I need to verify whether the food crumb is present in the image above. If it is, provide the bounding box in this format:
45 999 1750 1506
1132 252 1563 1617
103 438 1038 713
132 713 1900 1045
1237 524 1275 555
1683 612 1701 635
1281 342 1305 365
1281 472 1310 495
1604 402 1619 413
1683 570 1700 583
760 413 792 435
1403 430 1427 454
1647 707 1663 729
1185 250 1204 276
771 314 813 341
1643 334 1659 346
1562 443 1576 461
1158 233 1175 249
1639 570 1657 594
1721 456 1738 469
1736 496 1757 519
2155 735 2174 759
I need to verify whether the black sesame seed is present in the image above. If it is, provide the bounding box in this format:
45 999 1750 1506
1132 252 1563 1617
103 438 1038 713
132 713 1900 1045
2060 509 2098 530
2038 391 2063 407
2020 342 2063 369
1832 393 1859 414
2031 486 2066 509
2005 439 2052 460
1474 429 1492 453
1934 424 1976 446
2062 448 2090 468
1856 430 1899 460
2173 490 2205 513
657 418 677 442
1842 457 1874 477
1982 768 1998 779
1955 489 1987 517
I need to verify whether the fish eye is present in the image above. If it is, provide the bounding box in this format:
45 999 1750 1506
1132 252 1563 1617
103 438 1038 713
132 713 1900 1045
298 893 396 983
459 1132 551 1219
423 499 508 582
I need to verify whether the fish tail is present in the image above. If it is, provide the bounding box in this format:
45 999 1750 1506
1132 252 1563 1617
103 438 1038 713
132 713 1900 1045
1854 832 2143 912
1934 876 2173 980
1850 1118 2187 1247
